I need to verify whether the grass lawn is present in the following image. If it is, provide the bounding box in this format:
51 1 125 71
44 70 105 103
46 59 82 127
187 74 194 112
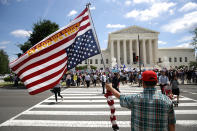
0 81 24 88
0 82 14 87
0 81 66 88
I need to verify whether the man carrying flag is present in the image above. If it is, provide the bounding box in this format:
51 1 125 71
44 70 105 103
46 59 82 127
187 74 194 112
9 4 120 131
106 70 176 131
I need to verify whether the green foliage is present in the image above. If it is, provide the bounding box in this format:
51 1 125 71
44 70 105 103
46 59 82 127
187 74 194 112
189 61 197 69
75 65 97 70
0 50 10 74
19 20 59 53
4 76 12 82
76 65 88 70
0 81 14 87
18 41 32 53
178 65 187 69
29 20 59 45
90 65 97 70
75 65 98 70
16 53 22 58
191 27 197 50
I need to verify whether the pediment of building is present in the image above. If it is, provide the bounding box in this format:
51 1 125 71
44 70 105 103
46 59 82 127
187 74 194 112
111 25 159 34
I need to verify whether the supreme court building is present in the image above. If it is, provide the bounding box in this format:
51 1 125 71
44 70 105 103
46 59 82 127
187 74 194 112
79 25 196 69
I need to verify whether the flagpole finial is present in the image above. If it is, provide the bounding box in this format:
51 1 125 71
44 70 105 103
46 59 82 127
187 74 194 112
86 2 91 8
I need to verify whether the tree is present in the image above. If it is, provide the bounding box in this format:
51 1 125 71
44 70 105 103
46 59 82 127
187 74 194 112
189 61 197 69
191 27 197 51
76 65 88 70
18 41 32 54
75 65 97 70
0 50 10 74
90 65 97 70
19 20 59 53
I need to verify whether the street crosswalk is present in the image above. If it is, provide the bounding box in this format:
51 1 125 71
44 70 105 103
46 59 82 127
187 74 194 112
1 86 197 130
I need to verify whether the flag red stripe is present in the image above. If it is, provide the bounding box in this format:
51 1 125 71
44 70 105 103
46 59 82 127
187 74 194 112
21 56 68 82
11 20 90 72
17 50 66 78
11 16 89 71
26 63 66 89
9 10 89 66
9 8 96 95
29 81 58 95
74 8 88 20
29 68 67 95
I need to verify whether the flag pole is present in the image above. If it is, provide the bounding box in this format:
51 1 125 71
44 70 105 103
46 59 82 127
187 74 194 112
138 34 142 87
138 34 141 74
86 4 120 131
86 3 106 70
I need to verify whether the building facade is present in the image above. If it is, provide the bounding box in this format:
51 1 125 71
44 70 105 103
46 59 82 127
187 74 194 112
79 26 196 69
158 48 196 68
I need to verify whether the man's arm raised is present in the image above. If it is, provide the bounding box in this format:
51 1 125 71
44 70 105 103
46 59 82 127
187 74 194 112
106 84 120 99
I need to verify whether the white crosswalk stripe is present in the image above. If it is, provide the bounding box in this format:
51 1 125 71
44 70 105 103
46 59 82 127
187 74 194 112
22 110 197 115
44 97 193 103
34 103 197 108
2 120 197 128
1 86 197 130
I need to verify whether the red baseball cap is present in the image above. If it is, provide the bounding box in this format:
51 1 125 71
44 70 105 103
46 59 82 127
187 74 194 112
142 70 157 82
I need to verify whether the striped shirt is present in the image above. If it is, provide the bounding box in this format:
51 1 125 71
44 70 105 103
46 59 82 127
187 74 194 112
120 87 176 131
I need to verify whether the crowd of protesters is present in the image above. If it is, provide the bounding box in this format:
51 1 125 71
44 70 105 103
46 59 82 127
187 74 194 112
62 68 197 88
60 68 196 105
7 67 197 89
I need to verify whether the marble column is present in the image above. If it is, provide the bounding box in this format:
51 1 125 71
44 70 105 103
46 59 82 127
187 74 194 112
136 40 139 57
117 40 120 65
154 39 158 65
110 40 114 58
129 39 133 65
142 39 146 65
123 40 127 65
148 39 153 65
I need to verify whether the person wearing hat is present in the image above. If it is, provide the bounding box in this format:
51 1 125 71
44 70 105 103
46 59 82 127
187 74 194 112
106 70 176 131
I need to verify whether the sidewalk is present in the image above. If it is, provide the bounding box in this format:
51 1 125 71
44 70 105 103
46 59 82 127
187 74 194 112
63 81 197 89
177 79 197 85
0 80 196 90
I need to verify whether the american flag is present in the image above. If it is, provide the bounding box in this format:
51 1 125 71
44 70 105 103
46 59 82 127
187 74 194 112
66 29 99 70
9 7 100 95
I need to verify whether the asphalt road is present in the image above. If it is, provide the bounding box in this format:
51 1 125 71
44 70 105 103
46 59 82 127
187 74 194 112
0 84 197 131
0 87 51 125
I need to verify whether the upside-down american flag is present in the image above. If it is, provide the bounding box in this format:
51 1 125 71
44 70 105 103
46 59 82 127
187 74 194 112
9 7 100 95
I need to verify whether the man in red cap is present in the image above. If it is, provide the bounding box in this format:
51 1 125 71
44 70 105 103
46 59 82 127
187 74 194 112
106 70 176 131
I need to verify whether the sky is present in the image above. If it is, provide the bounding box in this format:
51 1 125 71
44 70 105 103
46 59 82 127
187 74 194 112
0 0 197 62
